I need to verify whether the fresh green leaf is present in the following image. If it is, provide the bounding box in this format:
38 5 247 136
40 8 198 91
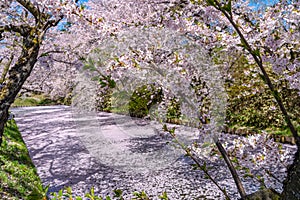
113 189 123 197
206 0 215 6
222 0 232 13
159 191 169 200
252 49 260 57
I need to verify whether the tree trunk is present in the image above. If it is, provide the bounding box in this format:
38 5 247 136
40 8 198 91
281 147 300 200
0 38 40 145
0 0 62 145
0 55 13 84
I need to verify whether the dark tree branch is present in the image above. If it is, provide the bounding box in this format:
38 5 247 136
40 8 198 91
16 0 44 21
216 140 246 199
0 24 31 37
38 50 65 59
167 127 231 200
43 15 64 31
52 58 76 65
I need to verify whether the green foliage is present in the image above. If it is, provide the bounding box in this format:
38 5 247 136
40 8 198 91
166 97 181 122
99 76 116 89
206 0 216 7
12 94 64 107
83 58 116 112
83 58 98 72
226 90 284 128
87 46 299 136
113 189 123 199
95 88 113 112
83 56 116 89
222 0 232 13
0 119 45 199
110 91 130 114
159 191 169 200
224 53 300 135
227 82 300 134
85 51 299 137
93 77 116 112
132 191 150 200
50 187 169 200
112 85 183 123
63 93 73 106
50 187 104 200
128 84 163 118
84 187 103 200
12 97 40 107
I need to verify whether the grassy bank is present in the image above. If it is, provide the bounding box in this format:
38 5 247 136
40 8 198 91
0 119 45 199
12 94 71 107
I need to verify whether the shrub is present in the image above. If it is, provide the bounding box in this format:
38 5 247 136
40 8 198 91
128 84 163 118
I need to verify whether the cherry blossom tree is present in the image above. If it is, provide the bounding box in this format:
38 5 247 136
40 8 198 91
1 0 299 199
0 0 97 144
183 1 300 199
78 0 300 199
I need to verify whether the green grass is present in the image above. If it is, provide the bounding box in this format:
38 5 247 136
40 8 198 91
12 94 65 107
12 95 48 107
264 125 300 136
0 119 46 200
12 97 40 107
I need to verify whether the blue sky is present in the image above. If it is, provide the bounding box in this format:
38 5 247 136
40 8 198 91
249 0 279 8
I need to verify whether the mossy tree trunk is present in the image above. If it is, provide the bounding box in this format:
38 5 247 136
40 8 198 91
0 0 62 145
0 55 14 84
0 31 40 145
